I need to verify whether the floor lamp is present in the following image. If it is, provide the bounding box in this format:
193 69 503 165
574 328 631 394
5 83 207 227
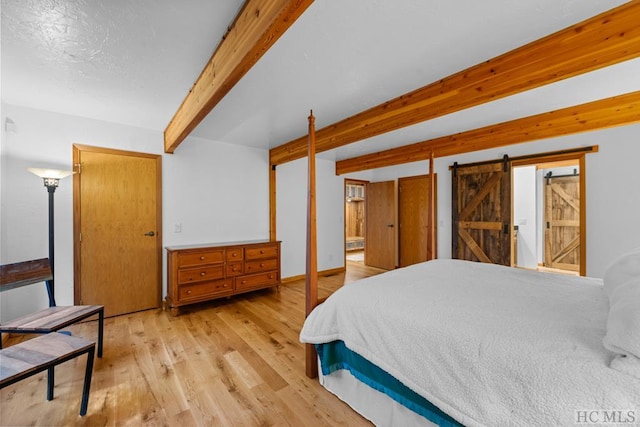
28 167 73 307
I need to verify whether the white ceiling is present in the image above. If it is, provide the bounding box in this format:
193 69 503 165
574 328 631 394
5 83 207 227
3 0 639 162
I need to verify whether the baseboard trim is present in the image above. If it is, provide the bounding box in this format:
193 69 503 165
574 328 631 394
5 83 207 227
281 266 346 284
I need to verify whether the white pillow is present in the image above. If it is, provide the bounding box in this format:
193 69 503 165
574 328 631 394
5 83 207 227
602 248 640 361
603 247 640 293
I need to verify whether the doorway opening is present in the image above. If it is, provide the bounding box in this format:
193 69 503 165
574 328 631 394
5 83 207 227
513 159 581 275
344 179 367 265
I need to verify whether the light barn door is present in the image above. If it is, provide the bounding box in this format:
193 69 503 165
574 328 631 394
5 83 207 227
398 174 436 267
544 173 580 272
452 158 511 266
73 145 162 317
365 181 396 270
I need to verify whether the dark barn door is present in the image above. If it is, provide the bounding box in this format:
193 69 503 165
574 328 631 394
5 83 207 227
452 157 511 266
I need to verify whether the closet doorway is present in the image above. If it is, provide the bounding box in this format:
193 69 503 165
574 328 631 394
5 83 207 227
513 159 582 275
344 179 367 265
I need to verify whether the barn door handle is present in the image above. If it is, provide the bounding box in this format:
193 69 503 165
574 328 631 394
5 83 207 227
144 231 156 237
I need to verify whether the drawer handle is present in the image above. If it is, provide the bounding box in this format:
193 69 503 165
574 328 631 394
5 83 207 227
232 253 237 257
242 280 246 284
200 272 206 276
200 256 205 260
223 283 228 288
260 263 265 267
269 274 274 279
187 290 192 294
260 250 264 254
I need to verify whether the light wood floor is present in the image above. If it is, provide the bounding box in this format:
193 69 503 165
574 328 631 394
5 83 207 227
0 261 386 426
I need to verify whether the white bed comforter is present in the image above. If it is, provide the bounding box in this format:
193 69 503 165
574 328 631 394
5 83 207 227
300 259 640 426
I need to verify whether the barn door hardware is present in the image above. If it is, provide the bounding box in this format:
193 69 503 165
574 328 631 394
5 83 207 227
545 171 553 185
546 170 579 186
502 154 510 172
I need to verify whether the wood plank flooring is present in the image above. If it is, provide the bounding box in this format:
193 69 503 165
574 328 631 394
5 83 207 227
0 261 386 426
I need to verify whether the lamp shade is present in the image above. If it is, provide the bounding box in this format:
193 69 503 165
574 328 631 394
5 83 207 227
27 168 74 179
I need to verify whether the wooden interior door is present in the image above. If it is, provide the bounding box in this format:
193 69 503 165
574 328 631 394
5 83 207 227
365 181 396 270
544 173 580 272
452 159 511 265
398 174 437 267
73 145 162 317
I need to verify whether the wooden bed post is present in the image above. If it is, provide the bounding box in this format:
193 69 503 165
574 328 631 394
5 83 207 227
305 110 319 378
428 151 437 260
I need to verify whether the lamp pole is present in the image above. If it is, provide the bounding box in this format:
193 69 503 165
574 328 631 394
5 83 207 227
45 180 57 306
28 168 73 307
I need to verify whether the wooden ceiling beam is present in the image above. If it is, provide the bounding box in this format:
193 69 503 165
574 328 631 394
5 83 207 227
270 1 640 165
164 0 314 153
335 91 640 175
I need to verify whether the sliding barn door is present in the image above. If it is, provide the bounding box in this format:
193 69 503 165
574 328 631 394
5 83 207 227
398 174 436 267
452 159 511 266
544 173 580 272
365 181 396 270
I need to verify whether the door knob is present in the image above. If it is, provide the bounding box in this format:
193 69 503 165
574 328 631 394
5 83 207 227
144 231 155 236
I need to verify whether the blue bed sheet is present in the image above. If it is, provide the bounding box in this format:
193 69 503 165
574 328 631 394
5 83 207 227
316 341 463 427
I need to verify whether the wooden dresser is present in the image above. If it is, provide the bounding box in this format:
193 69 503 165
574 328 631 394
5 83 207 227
166 240 281 316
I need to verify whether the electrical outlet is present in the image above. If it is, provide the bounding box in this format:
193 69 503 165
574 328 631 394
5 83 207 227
174 223 182 233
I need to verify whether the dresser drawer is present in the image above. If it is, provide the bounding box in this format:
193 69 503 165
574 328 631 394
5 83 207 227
236 272 278 291
244 258 278 274
178 265 224 284
178 250 225 268
226 248 244 261
226 262 244 276
245 244 278 260
178 279 234 302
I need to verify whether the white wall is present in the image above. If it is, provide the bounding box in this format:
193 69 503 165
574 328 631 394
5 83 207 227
276 156 344 278
513 166 537 269
163 136 269 246
279 123 640 281
0 104 269 322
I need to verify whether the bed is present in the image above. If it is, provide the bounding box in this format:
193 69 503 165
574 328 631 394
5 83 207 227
300 258 640 426
299 113 639 426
